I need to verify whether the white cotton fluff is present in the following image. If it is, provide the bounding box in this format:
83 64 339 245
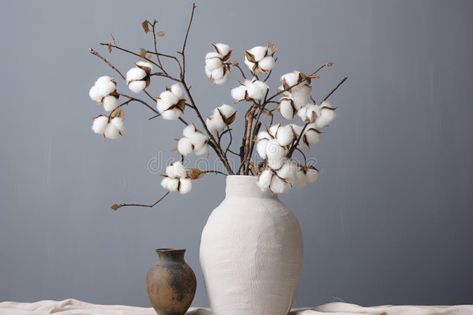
258 56 275 72
306 167 319 184
91 116 108 134
279 97 296 120
104 123 121 139
277 160 297 184
177 137 194 156
96 79 116 97
291 85 311 108
266 139 286 169
298 104 319 123
194 144 208 156
210 67 225 80
110 117 124 132
161 108 182 120
246 80 268 102
183 124 197 138
102 96 119 112
166 178 179 192
248 46 267 62
161 177 171 190
136 60 153 72
303 125 321 146
257 169 273 192
206 115 225 133
212 72 229 85
294 167 309 188
170 84 184 99
89 85 102 102
218 104 236 121
231 84 247 102
291 124 303 137
270 175 290 194
206 57 222 71
281 71 300 87
178 178 192 194
256 139 269 159
126 67 147 82
166 161 187 179
315 101 336 128
159 90 179 108
128 80 147 94
276 124 295 147
213 43 231 57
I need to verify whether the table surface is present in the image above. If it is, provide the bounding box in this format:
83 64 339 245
0 299 472 315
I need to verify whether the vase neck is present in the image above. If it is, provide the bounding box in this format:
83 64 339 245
156 248 185 263
225 176 274 199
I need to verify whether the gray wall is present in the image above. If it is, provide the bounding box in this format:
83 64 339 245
1 0 472 307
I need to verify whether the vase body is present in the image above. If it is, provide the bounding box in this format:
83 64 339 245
146 248 196 315
200 176 303 315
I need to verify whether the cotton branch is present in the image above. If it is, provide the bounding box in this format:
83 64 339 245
89 48 126 80
111 191 170 210
287 76 348 157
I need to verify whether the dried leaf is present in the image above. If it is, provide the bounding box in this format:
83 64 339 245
245 51 256 63
107 43 113 54
156 31 166 37
139 48 147 58
111 203 122 211
142 20 150 33
188 168 205 180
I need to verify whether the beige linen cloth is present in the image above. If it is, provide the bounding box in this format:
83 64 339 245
0 299 472 315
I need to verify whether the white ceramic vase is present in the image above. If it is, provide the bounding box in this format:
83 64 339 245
200 175 303 315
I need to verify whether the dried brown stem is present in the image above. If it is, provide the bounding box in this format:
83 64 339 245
89 48 126 80
112 191 170 210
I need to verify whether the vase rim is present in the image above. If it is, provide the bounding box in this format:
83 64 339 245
156 248 186 254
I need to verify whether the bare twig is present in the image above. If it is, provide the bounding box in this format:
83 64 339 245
89 48 126 80
120 93 160 115
321 76 347 102
179 3 196 80
112 191 170 210
203 170 227 176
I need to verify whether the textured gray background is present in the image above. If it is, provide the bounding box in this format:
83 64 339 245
1 0 473 308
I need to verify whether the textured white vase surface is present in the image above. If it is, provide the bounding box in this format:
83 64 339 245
200 175 303 315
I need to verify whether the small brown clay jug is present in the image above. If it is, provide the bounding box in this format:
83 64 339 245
146 248 196 315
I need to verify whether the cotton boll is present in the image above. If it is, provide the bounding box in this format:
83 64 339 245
178 178 192 194
161 108 182 120
95 76 113 85
206 114 225 133
173 161 187 178
299 104 319 123
256 139 269 159
136 60 153 72
277 160 297 184
315 102 336 128
214 43 231 57
104 124 121 139
276 124 295 147
248 46 266 62
291 85 311 108
182 124 196 138
303 126 321 146
270 175 290 194
166 178 179 192
279 98 296 120
257 169 273 192
89 85 102 102
281 71 300 87
126 67 147 82
291 124 303 137
110 117 124 132
188 132 207 148
102 96 119 112
212 72 229 85
161 177 171 190
306 167 319 184
159 90 179 107
231 85 247 102
91 116 108 134
266 139 286 169
128 80 147 93
247 80 268 101
294 167 309 188
177 137 194 156
193 143 208 156
96 80 116 97
257 130 272 141
170 84 184 99
210 67 225 80
258 56 275 72
218 104 236 124
244 58 255 72
205 57 222 71
206 52 220 60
